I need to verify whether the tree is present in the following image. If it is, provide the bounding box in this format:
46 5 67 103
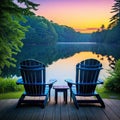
22 15 58 45
108 0 120 29
105 0 120 43
100 24 105 32
0 0 39 74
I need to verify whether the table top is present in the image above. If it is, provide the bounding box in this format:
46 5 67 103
53 85 69 89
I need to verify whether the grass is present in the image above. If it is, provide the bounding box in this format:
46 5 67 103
0 77 23 99
0 87 120 100
0 91 22 99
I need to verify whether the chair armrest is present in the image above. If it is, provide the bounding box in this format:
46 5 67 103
97 78 104 84
65 79 104 86
47 79 57 85
16 78 57 86
65 79 74 84
46 79 57 89
16 78 24 85
65 79 76 88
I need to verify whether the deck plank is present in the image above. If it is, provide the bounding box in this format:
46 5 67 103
102 99 120 120
90 107 108 120
68 102 79 120
43 97 55 120
0 98 120 120
104 99 120 119
73 106 88 120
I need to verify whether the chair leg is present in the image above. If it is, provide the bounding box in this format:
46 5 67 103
96 94 105 108
16 94 25 108
49 90 51 101
72 93 79 109
42 94 49 108
70 90 72 102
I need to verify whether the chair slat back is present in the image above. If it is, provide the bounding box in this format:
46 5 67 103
76 59 102 94
20 59 46 95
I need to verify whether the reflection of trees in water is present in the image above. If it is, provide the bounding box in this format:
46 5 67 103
96 54 116 69
95 44 119 70
2 43 120 77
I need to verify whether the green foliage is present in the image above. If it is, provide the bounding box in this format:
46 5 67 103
96 86 120 99
104 59 120 93
0 77 23 93
53 23 84 42
0 0 39 74
0 91 22 99
23 16 58 45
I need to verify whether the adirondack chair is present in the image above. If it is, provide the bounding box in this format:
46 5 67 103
16 59 56 108
65 59 105 109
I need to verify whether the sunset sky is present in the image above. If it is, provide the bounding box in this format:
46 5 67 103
31 0 114 33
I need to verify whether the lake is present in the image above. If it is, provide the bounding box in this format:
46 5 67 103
3 42 120 85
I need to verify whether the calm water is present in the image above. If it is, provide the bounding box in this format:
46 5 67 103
45 42 119 85
46 51 112 85
3 42 120 85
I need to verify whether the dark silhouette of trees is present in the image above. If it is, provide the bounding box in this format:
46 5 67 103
108 0 120 29
90 0 120 44
106 0 120 43
90 24 107 43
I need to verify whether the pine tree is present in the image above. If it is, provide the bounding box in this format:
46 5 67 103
0 0 39 74
108 0 120 29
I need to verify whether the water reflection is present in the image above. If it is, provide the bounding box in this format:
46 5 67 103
46 51 112 85
2 42 120 78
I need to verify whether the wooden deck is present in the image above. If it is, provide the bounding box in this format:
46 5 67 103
0 96 120 120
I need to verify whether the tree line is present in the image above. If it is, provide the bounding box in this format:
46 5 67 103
22 15 91 45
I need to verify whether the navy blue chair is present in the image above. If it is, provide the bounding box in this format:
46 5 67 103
65 59 105 109
16 59 56 108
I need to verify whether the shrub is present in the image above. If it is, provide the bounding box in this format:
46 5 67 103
0 77 23 93
104 59 120 92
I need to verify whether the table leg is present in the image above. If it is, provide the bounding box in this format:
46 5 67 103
55 90 57 104
64 90 67 104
